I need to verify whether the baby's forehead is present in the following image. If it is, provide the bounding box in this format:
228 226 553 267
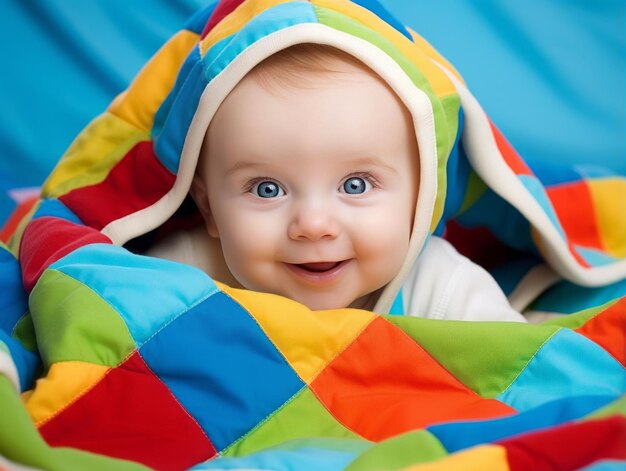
242 43 392 94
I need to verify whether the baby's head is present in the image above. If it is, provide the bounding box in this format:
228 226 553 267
191 44 420 311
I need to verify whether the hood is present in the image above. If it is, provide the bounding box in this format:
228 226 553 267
14 0 626 313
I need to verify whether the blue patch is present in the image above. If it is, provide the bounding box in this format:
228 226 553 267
204 2 318 83
574 245 616 267
429 394 617 452
578 460 626 471
50 244 218 347
519 174 566 240
573 165 619 180
190 438 368 470
531 160 582 186
0 330 40 391
350 0 412 41
496 329 626 411
153 46 207 174
32 199 82 225
0 247 27 334
388 290 404 315
435 109 467 236
184 0 220 35
140 291 305 451
531 278 626 314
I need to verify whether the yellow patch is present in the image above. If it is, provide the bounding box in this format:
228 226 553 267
42 112 149 198
109 30 199 131
23 361 109 426
200 0 292 56
218 283 375 384
312 0 457 98
402 445 509 471
588 178 626 257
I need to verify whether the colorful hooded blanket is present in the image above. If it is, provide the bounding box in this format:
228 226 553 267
1 0 625 469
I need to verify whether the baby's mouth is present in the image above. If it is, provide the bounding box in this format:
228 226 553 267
296 261 343 273
286 260 350 282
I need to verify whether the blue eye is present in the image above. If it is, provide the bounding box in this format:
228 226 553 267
341 177 371 194
252 181 284 198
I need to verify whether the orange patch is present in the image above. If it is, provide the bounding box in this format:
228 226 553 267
575 297 626 367
311 317 515 441
489 121 533 176
547 181 604 250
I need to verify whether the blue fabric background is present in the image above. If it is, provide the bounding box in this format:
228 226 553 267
0 0 624 222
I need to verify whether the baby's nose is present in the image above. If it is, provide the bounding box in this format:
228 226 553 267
287 204 340 241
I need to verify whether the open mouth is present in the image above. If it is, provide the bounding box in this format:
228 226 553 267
295 261 343 273
286 260 350 282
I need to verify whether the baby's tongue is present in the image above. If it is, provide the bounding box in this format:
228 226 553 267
299 262 339 272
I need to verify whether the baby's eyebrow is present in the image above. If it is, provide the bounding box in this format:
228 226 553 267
346 156 399 175
224 161 268 177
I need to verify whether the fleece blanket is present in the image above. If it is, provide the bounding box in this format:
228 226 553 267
1 0 625 469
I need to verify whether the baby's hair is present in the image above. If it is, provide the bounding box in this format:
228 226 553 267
248 43 374 91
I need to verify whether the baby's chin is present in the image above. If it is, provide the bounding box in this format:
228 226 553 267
286 291 377 312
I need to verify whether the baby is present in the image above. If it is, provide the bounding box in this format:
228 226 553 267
150 43 525 322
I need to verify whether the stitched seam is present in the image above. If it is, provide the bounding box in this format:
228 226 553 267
34 359 119 428
306 383 370 442
135 284 220 350
54 265 221 352
40 269 137 352
218 288 307 382
9 311 29 338
219 288 376 386
221 385 308 455
498 328 562 395
32 269 220 426
218 288 373 441
307 313 376 384
383 317 496 401
134 353 214 447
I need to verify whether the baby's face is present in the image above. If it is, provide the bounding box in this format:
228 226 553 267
196 62 419 310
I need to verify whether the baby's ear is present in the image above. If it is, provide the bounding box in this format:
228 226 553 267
189 174 220 239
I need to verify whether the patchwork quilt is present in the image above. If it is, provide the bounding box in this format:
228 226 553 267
1 0 625 469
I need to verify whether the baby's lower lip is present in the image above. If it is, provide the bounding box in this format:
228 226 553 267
285 260 350 283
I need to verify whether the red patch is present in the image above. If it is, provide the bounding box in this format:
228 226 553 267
489 121 533 176
311 317 515 441
201 0 246 39
20 217 111 292
576 298 626 367
39 352 217 471
546 181 604 250
0 195 38 243
502 416 626 471
59 141 175 231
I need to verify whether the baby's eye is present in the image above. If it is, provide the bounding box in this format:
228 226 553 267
340 176 373 195
250 180 285 198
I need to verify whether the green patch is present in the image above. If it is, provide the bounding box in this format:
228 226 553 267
12 313 37 353
223 387 362 457
540 298 621 329
345 429 447 470
459 169 488 215
29 269 135 368
384 315 561 398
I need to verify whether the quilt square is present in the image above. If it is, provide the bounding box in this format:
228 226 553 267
39 352 216 470
311 317 514 441
139 290 305 451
